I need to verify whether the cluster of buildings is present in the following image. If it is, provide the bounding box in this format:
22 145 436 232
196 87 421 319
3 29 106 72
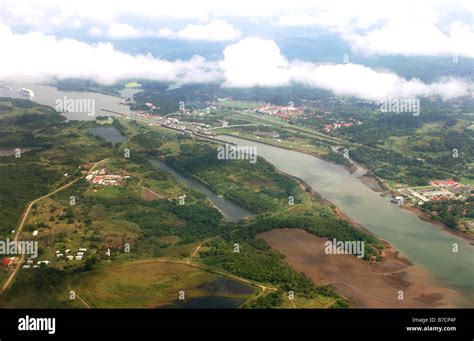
255 104 304 120
18 248 89 270
22 259 49 269
253 102 361 132
133 109 219 134
190 122 214 135
125 111 184 129
430 179 470 194
144 102 159 110
398 179 472 204
323 122 355 133
55 248 87 261
86 168 130 186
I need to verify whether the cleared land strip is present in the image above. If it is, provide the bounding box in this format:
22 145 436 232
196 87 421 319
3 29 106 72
141 186 164 198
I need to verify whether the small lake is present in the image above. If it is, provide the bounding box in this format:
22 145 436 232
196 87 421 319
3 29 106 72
169 296 245 309
149 159 252 222
88 127 126 146
198 278 255 295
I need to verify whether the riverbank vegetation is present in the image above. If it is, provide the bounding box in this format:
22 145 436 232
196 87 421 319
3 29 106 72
334 110 474 186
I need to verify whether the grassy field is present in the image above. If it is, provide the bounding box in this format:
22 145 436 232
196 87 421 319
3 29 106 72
124 82 141 88
71 260 256 308
460 178 474 186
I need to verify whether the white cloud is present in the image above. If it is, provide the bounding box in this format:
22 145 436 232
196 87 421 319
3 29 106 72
171 20 241 41
88 20 240 41
276 12 353 30
274 1 474 58
294 63 472 100
0 22 222 85
105 23 146 39
344 20 474 58
88 23 157 40
220 37 473 100
157 28 175 39
87 26 104 37
274 1 442 31
221 37 291 87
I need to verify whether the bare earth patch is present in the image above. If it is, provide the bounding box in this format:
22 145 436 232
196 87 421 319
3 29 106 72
258 228 468 308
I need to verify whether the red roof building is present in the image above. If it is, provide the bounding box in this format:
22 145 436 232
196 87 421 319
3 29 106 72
2 258 12 266
92 176 103 184
431 180 459 187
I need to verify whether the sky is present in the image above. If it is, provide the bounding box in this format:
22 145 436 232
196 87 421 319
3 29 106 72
0 0 473 100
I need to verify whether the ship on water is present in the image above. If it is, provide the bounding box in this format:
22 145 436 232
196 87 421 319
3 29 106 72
0 84 12 90
19 88 35 97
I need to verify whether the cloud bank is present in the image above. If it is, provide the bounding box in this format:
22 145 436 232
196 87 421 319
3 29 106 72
89 20 240 41
275 1 474 58
0 22 221 85
221 38 473 100
1 0 474 57
344 20 474 58
0 24 471 101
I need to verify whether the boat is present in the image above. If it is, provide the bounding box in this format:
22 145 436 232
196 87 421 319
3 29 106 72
19 88 35 97
0 84 12 90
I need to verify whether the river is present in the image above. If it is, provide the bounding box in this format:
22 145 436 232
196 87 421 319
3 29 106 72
218 135 474 303
149 160 252 221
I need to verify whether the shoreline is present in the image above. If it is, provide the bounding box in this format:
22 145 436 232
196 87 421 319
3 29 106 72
258 228 468 308
282 169 417 266
349 158 474 244
220 133 356 172
338 162 474 244
290 172 412 264
218 133 473 306
401 204 474 244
